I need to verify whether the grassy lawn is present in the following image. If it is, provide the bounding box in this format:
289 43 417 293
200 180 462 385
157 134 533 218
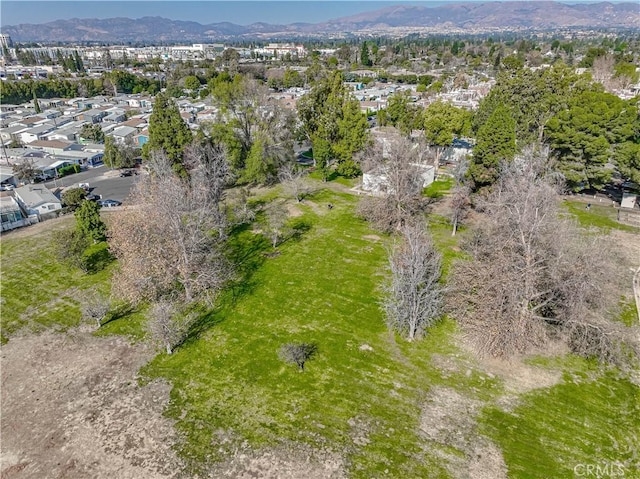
0 217 111 342
563 200 640 233
423 177 454 199
3 186 638 478
0 215 147 343
142 188 500 477
480 358 640 479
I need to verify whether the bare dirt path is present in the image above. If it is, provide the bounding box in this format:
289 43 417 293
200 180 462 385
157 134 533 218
0 327 181 479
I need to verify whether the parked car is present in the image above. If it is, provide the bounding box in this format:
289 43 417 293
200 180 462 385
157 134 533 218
98 199 122 208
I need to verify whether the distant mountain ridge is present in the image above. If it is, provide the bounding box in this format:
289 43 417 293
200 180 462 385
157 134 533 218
2 2 639 42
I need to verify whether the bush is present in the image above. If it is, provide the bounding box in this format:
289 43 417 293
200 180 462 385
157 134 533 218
57 164 81 177
61 187 86 209
279 342 318 371
336 159 361 178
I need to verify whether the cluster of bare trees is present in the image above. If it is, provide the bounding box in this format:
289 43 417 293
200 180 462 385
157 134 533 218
355 132 446 341
357 135 431 233
447 147 639 367
108 143 233 353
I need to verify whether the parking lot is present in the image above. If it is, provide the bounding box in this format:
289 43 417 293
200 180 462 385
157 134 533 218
45 166 138 204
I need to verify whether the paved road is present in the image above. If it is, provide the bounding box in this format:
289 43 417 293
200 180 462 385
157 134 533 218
45 166 138 203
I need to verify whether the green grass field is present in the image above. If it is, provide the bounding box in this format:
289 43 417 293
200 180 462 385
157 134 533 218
563 200 640 233
2 186 638 478
481 358 640 479
0 217 111 342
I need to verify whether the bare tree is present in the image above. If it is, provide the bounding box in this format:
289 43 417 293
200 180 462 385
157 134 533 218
278 162 311 202
447 146 639 366
279 342 318 371
264 202 289 248
231 187 257 225
382 222 444 341
81 292 111 329
357 135 430 232
109 147 231 305
450 156 471 236
147 300 194 355
12 157 39 183
450 185 471 236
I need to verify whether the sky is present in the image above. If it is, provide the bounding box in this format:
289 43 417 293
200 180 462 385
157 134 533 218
0 0 617 27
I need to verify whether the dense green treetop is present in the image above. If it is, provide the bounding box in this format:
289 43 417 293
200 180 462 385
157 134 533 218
423 101 473 150
545 90 639 190
297 72 370 174
75 200 107 243
144 92 193 168
474 64 589 145
469 103 517 189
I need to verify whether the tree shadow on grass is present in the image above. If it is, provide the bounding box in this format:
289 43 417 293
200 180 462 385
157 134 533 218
179 223 272 346
101 302 135 327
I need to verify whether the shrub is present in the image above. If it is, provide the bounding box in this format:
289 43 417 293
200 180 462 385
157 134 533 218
279 342 318 371
57 164 81 177
336 159 361 178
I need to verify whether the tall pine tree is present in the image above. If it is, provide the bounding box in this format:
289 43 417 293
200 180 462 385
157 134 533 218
468 104 516 189
144 93 192 170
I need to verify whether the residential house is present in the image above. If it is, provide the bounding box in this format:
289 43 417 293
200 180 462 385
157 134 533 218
102 110 127 123
0 166 18 186
14 184 62 218
77 109 108 124
20 124 56 144
9 116 46 128
111 125 137 144
442 138 474 164
362 163 435 194
45 128 78 142
121 117 147 131
0 196 31 232
27 140 75 156
0 125 29 144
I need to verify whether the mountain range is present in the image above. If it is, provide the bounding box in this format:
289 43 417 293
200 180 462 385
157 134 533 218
2 2 639 43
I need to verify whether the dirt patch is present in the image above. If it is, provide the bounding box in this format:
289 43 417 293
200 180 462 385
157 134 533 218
479 356 562 396
362 234 381 242
302 200 327 216
208 445 346 478
286 203 304 218
0 327 180 479
1 215 74 240
420 386 483 450
419 386 507 479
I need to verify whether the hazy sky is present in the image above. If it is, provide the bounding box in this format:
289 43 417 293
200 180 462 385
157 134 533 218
0 0 614 27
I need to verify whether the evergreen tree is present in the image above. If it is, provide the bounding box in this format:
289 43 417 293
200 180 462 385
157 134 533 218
75 200 107 243
103 136 119 168
144 93 192 170
361 42 372 67
297 72 369 175
32 87 41 114
469 104 516 189
423 101 472 164
241 137 270 184
73 50 84 72
545 90 638 190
